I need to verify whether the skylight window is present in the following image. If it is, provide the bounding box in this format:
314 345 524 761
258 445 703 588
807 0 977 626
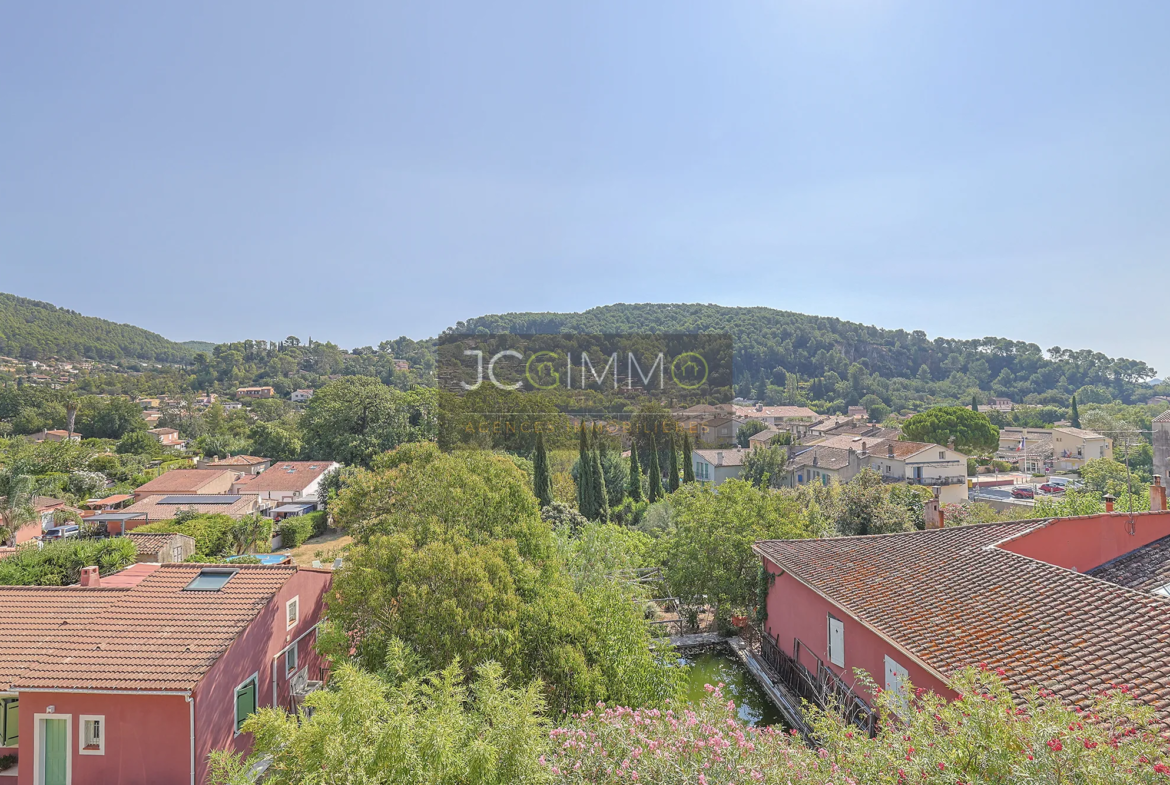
184 568 238 591
1153 584 1170 599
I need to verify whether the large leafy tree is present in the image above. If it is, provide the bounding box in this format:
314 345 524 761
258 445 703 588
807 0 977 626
324 444 680 711
300 377 431 467
658 480 811 614
900 406 999 454
735 419 768 447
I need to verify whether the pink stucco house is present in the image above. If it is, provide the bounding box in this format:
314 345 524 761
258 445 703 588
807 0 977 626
754 484 1170 730
0 562 332 784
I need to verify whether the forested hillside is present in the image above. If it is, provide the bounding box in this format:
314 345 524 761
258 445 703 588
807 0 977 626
451 303 1159 414
0 293 193 363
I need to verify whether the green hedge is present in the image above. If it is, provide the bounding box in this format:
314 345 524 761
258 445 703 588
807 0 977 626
306 510 327 537
0 538 137 586
134 514 235 557
279 515 315 549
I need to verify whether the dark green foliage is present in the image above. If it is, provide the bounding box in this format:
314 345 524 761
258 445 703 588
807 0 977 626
0 292 194 362
667 437 680 493
0 537 137 586
133 513 237 557
304 510 328 537
279 516 315 549
533 433 553 508
736 419 768 447
300 378 433 467
1071 394 1081 428
647 437 663 503
627 446 643 502
971 394 979 413
900 406 1000 455
681 432 695 484
589 447 609 523
576 424 594 519
116 430 164 456
541 501 589 535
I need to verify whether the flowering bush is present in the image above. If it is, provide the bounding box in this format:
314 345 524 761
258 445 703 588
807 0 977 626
546 668 1170 784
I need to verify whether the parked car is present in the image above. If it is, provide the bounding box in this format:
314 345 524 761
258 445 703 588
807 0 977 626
1039 483 1065 494
42 525 80 540
1011 486 1035 499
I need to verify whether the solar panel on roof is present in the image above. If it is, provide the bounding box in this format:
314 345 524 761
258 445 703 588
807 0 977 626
157 495 243 505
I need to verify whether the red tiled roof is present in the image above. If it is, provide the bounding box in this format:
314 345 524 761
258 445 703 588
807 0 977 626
133 469 235 495
124 494 260 521
124 533 195 558
99 562 162 587
10 564 298 691
244 461 336 493
204 455 268 467
755 521 1170 724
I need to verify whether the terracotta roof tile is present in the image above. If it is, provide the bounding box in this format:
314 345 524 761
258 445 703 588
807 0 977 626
10 564 297 691
755 521 1170 725
133 469 236 495
243 461 336 493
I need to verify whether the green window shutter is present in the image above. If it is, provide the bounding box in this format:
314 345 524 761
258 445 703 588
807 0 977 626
235 681 256 733
2 700 16 747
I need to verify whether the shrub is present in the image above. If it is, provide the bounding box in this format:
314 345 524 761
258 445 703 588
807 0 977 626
133 513 236 557
279 515 315 549
0 537 136 586
304 510 327 537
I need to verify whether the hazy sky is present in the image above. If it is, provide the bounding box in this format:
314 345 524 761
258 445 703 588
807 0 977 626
3 1 1168 375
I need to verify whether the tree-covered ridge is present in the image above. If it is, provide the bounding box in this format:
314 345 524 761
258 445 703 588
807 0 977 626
0 292 194 363
452 303 1158 410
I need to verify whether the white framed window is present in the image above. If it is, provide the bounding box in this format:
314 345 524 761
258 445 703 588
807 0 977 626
285 642 298 677
234 674 259 735
286 596 299 630
80 715 105 755
827 615 845 667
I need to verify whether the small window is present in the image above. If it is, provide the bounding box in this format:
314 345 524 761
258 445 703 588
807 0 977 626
235 676 258 735
1153 584 1170 598
939 451 946 459
80 715 104 755
286 597 299 630
285 643 298 676
185 569 238 592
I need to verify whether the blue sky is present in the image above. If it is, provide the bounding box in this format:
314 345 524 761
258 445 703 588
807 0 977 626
3 1 1169 375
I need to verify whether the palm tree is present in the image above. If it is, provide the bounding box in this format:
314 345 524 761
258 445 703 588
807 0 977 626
0 471 37 547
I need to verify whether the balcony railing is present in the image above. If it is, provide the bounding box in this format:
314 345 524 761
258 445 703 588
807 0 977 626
893 475 967 486
757 630 876 735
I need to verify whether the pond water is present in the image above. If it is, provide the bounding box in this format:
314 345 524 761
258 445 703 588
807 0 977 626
680 650 788 728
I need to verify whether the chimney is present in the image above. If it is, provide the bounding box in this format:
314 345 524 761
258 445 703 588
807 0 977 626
1151 476 1167 512
786 443 796 461
947 436 956 451
716 451 724 467
1104 494 1116 513
924 487 944 530
79 566 101 588
812 453 819 467
860 441 868 457
887 442 895 458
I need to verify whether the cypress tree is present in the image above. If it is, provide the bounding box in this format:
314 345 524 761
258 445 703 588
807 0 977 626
577 423 593 519
971 394 979 413
627 445 644 502
668 435 680 493
590 446 609 522
1070 394 1081 429
682 432 695 484
533 432 553 509
647 436 663 503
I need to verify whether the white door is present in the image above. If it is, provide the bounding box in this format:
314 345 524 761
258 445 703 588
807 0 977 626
827 616 844 667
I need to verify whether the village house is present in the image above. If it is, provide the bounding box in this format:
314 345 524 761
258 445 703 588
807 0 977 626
231 462 340 506
691 448 747 486
863 439 969 504
747 427 787 448
131 469 238 502
197 455 272 475
33 430 79 444
777 445 863 489
290 389 314 404
753 481 1170 730
733 404 821 438
0 562 331 785
235 386 275 400
1052 426 1112 471
124 532 197 563
119 494 265 528
694 416 742 446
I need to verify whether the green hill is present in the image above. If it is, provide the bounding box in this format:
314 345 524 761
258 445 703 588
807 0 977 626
450 303 1158 411
0 293 193 363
